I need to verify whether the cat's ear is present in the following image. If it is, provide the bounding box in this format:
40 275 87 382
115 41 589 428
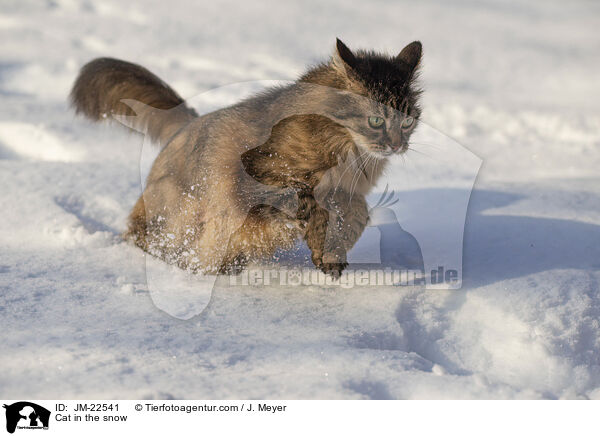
395 41 422 71
334 38 358 72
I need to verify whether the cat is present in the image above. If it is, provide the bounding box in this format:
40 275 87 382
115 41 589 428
70 38 422 278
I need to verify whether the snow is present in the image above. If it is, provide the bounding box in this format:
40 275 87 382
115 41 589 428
1 0 600 399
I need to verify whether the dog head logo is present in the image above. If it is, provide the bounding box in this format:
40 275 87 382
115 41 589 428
3 402 50 434
115 81 481 319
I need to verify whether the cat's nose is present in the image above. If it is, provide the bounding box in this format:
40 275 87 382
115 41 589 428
389 143 403 152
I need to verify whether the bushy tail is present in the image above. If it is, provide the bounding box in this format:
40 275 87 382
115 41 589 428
70 57 197 145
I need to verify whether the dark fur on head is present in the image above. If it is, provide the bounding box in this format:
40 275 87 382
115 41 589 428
298 39 423 157
301 38 422 115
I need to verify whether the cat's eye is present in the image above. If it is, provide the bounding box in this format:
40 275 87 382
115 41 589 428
368 116 385 128
402 116 414 129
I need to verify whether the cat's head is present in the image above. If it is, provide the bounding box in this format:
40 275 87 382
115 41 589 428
304 39 423 158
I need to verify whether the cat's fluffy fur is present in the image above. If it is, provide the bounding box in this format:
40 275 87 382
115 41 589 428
70 39 422 276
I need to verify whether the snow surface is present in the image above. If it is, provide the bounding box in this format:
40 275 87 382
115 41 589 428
1 0 600 399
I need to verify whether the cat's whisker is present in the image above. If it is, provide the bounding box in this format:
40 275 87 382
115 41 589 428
348 154 374 206
333 149 370 195
347 158 364 204
333 149 365 191
409 141 442 151
406 148 433 159
348 158 364 203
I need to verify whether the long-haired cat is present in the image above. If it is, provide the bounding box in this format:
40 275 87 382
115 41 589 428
70 39 422 277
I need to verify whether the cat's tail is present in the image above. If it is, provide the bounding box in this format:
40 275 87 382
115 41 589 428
70 57 198 145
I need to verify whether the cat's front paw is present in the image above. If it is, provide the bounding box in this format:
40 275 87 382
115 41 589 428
313 250 348 279
319 261 348 279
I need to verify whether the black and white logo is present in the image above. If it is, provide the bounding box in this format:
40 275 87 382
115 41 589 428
3 402 50 434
